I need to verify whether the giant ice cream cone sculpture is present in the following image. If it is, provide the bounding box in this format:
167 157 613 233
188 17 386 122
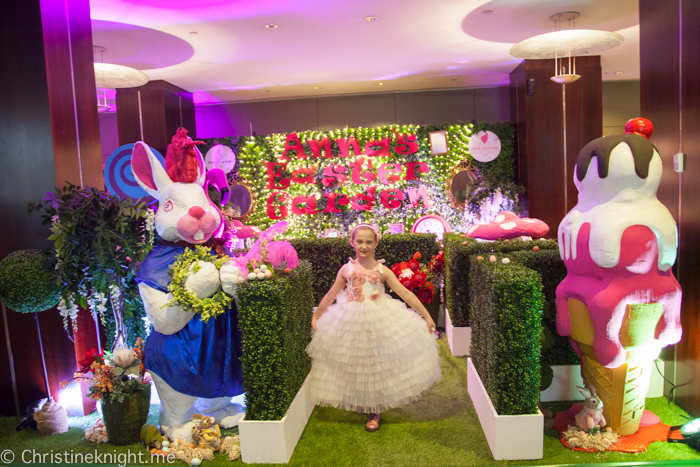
555 119 682 436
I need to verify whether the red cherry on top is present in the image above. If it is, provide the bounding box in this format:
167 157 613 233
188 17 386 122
624 117 654 139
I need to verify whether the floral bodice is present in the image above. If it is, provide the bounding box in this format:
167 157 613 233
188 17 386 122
345 258 385 302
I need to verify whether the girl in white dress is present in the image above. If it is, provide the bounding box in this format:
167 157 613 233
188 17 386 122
307 223 441 431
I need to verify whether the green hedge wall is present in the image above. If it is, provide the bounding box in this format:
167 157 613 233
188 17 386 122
290 233 438 304
508 249 579 366
469 257 543 415
444 233 558 327
237 261 314 420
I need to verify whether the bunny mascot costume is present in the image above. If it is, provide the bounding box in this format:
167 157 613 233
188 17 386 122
132 129 244 441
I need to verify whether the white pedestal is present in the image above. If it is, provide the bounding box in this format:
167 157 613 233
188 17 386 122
467 358 543 460
238 376 314 464
540 360 666 402
445 307 471 356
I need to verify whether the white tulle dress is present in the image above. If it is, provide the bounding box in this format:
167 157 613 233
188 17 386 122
306 258 441 414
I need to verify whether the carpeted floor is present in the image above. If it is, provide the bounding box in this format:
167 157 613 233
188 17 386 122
1 336 699 466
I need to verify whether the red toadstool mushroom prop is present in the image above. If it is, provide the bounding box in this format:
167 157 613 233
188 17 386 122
465 211 549 240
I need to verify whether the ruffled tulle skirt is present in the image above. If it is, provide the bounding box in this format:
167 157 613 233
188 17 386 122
306 292 441 413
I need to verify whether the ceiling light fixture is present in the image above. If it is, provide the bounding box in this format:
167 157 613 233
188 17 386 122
314 86 322 89
93 46 149 113
189 31 199 35
510 12 624 84
615 71 624 75
377 82 384 86
364 16 378 22
265 23 278 29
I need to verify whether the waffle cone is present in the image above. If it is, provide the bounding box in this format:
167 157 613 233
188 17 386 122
578 343 653 436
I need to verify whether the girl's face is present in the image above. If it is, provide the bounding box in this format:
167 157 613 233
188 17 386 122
351 228 377 260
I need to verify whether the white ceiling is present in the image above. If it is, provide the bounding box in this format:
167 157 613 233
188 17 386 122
89 0 640 106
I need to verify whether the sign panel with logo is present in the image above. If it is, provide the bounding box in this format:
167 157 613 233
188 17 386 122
468 130 501 163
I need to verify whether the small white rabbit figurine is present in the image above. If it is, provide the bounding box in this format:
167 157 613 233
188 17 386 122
575 385 606 433
132 129 244 441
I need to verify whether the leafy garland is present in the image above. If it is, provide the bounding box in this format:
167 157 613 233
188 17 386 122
167 246 231 323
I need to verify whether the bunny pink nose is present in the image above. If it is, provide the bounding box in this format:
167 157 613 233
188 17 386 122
188 206 206 219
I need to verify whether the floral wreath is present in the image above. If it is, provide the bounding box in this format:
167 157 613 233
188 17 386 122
167 245 230 323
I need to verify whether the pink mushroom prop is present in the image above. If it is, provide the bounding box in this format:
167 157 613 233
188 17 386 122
465 211 549 240
230 220 261 239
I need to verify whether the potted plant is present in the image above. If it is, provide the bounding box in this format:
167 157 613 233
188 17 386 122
28 183 155 349
61 338 151 445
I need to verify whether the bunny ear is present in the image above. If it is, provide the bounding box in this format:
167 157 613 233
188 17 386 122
194 145 207 187
131 142 172 200
577 385 591 398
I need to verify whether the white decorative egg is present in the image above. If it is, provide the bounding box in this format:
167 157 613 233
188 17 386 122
247 272 256 280
257 272 265 280
260 264 268 272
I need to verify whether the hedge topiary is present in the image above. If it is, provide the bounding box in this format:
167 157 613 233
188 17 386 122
0 249 60 313
236 261 314 420
508 249 579 366
290 233 438 304
469 256 543 415
444 233 557 326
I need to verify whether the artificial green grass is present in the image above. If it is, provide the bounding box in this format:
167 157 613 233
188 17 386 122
1 337 699 466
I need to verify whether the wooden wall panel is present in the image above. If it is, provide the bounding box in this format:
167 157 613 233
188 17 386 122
640 0 700 416
510 56 602 234
0 0 101 417
40 0 103 189
116 80 197 157
193 88 512 138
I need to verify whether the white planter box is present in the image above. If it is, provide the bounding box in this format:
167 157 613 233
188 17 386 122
445 307 471 356
467 358 543 460
540 360 666 402
238 376 314 464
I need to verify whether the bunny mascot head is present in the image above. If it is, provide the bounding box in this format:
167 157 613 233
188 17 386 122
132 129 244 441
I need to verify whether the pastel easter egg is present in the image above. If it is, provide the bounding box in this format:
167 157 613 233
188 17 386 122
260 264 268 272
257 272 265 280
501 258 510 264
264 270 272 278
247 272 256 280
489 255 497 263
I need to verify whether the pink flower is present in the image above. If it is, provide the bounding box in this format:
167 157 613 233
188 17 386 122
351 274 365 288
370 291 379 300
366 271 381 283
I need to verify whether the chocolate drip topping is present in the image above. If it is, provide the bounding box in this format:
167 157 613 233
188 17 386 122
576 134 657 182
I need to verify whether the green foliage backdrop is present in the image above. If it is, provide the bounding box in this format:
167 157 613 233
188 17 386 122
199 122 519 238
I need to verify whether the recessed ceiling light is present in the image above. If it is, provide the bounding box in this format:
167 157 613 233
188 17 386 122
265 24 278 29
615 71 624 74
314 86 322 89
365 16 378 22
377 82 384 86
483 10 493 14
189 31 198 35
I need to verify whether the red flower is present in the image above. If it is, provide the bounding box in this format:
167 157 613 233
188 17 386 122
413 271 427 288
78 348 104 374
321 177 337 187
416 283 435 303
408 259 420 272
413 252 422 260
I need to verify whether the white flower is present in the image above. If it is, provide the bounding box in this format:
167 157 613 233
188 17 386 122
399 268 414 279
111 347 136 368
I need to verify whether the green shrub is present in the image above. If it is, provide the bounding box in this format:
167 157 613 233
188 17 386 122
509 250 579 366
290 233 438 304
444 233 557 326
469 257 543 415
237 261 314 420
0 249 60 313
